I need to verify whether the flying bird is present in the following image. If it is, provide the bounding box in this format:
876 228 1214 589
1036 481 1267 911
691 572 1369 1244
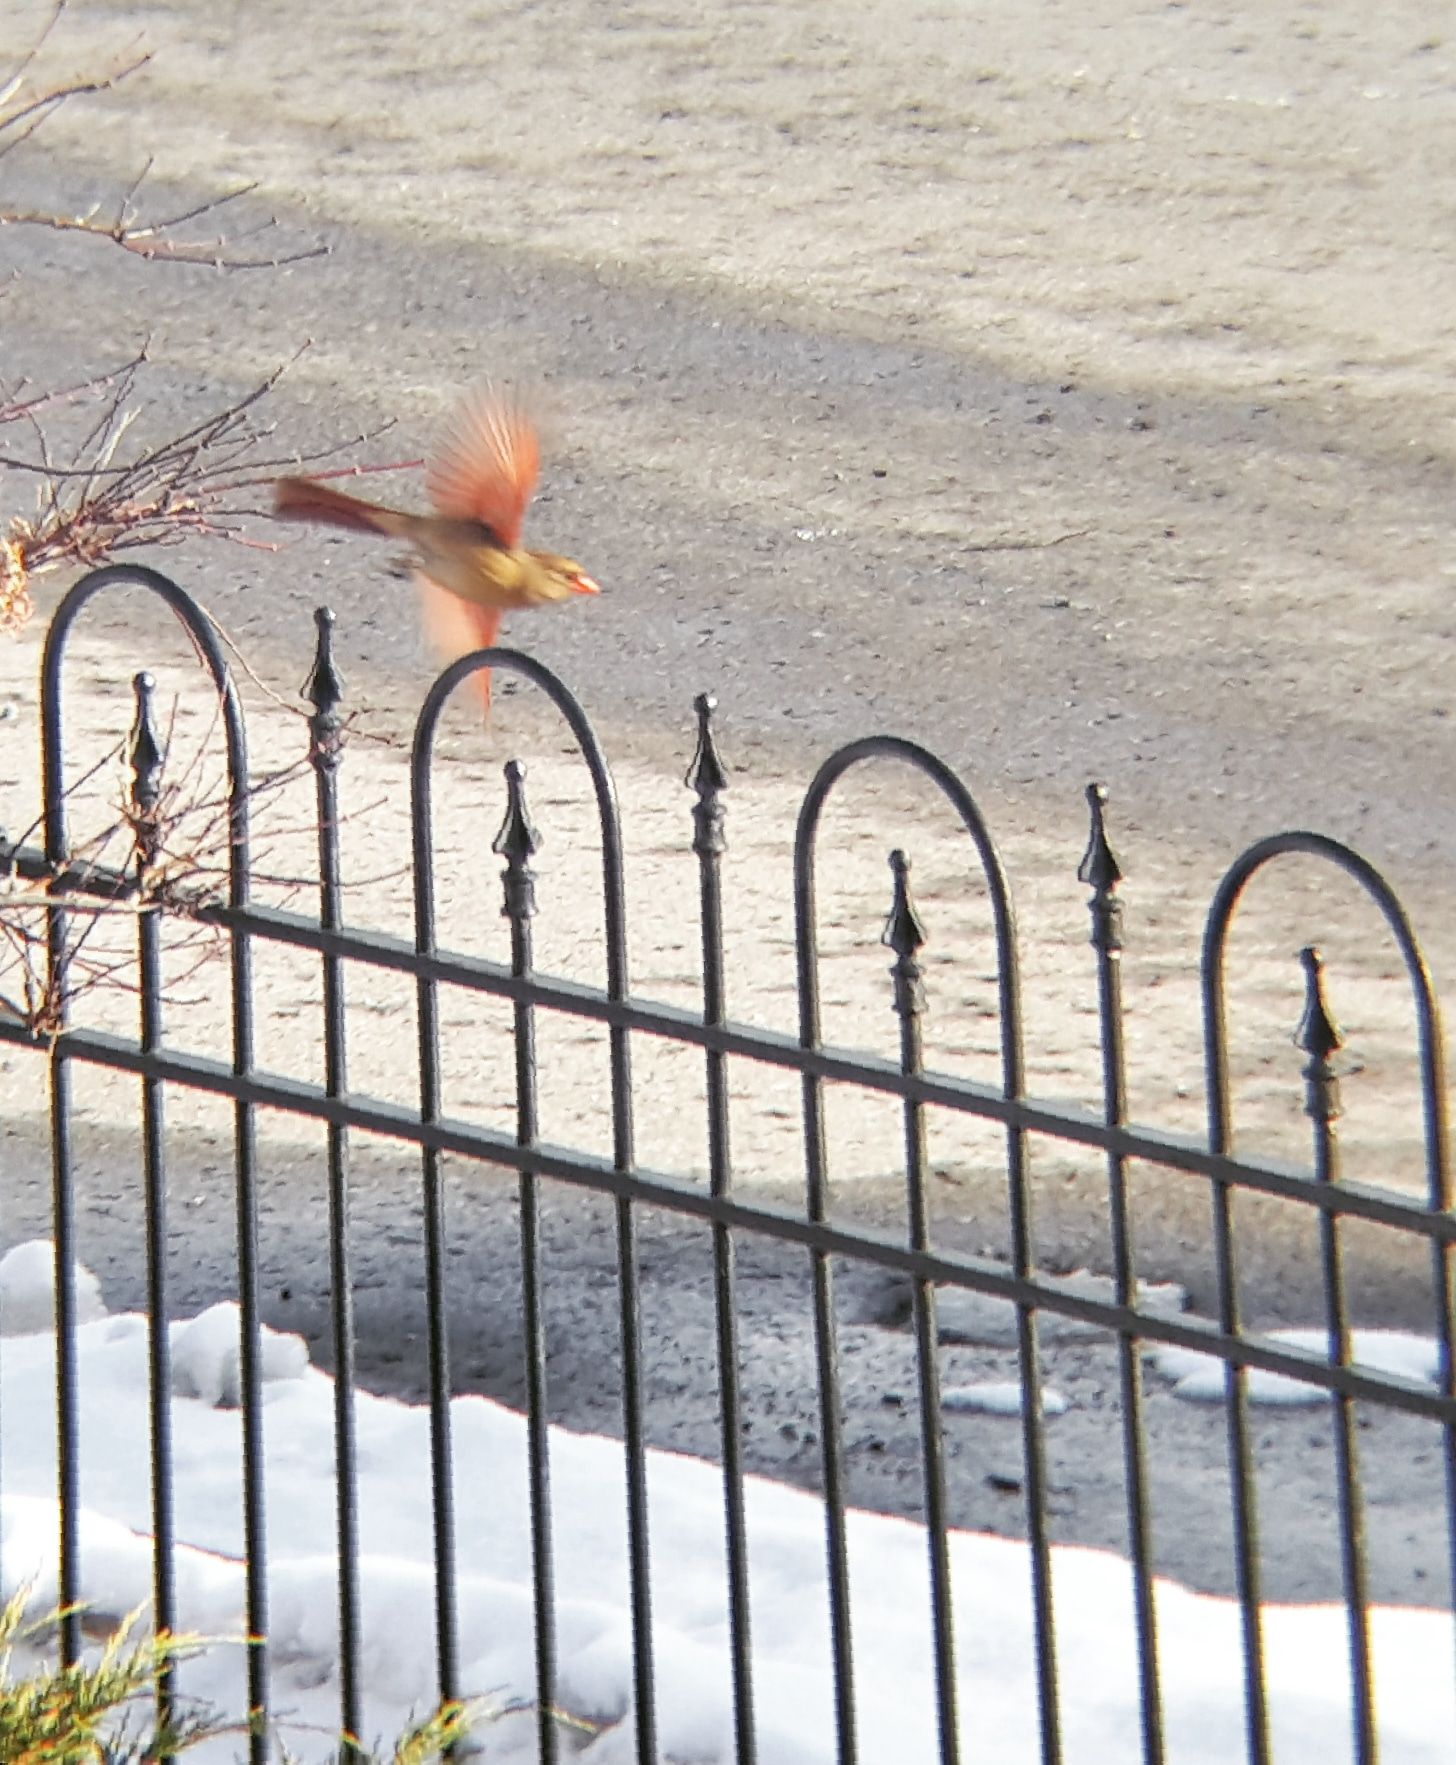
273 391 598 710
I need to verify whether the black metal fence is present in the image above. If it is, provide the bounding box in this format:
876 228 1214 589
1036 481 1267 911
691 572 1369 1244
1 563 1453 1764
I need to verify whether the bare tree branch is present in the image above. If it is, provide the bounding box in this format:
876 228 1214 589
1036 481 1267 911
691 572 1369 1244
0 346 150 429
0 4 150 163
0 188 331 270
0 4 327 268
0 349 400 634
0 677 339 1036
0 5 342 628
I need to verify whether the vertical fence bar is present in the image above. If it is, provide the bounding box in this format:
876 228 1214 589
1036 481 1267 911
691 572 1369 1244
1295 947 1375 1761
1436 1206 1456 1713
794 828 858 1765
602 799 657 1765
882 851 959 1765
304 611 364 1756
492 761 559 1765
227 709 267 1765
1204 853 1290 1765
1078 784 1163 1763
129 673 178 1751
410 720 460 1714
1407 908 1456 1712
1432 1105 1456 1715
998 935 1060 1765
687 694 756 1765
40 632 81 1669
44 989 78 1666
1202 998 1269 1762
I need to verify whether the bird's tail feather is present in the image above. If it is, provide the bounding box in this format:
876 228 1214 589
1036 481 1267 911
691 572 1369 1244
273 476 401 536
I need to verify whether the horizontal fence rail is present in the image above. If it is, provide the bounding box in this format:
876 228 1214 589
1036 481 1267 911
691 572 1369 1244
1 564 1453 1765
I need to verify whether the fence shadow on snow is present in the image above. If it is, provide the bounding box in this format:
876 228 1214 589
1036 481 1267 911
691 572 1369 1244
0 563 1453 1765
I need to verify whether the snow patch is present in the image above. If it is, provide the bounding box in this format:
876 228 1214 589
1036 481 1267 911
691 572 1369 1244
1151 1327 1444 1406
0 1249 1450 1760
0 1239 107 1337
942 1381 1069 1417
170 1302 310 1409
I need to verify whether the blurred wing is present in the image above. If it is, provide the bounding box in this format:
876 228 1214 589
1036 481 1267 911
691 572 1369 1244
414 572 503 712
425 389 540 547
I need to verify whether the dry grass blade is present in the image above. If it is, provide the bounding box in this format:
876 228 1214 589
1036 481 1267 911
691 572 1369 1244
1 533 32 634
0 1590 224 1763
0 1590 480 1761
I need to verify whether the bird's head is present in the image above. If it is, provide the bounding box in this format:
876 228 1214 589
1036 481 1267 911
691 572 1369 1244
525 550 601 603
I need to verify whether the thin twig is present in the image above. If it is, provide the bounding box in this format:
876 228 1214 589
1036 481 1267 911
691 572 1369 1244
0 684 328 1034
0 347 150 429
1 7 322 269
0 199 331 270
0 54 151 162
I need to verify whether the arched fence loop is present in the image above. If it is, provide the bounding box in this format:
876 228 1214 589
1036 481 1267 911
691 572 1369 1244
793 735 1024 1103
1 566 1453 1765
1199 829 1455 1765
410 646 632 1036
1202 830 1449 1207
792 735 1058 1765
29 564 268 1759
40 562 252 894
409 644 654 1765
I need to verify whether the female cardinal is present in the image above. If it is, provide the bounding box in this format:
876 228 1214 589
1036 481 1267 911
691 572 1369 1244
273 391 599 710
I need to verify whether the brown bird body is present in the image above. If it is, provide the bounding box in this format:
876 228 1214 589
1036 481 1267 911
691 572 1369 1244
273 392 598 708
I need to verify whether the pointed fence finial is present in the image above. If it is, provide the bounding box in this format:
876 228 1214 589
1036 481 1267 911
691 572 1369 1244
128 671 164 870
1077 781 1123 953
1295 945 1344 1125
304 606 346 770
686 691 729 859
492 759 542 923
882 848 928 1020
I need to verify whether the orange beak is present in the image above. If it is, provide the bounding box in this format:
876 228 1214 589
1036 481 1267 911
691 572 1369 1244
572 574 601 596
